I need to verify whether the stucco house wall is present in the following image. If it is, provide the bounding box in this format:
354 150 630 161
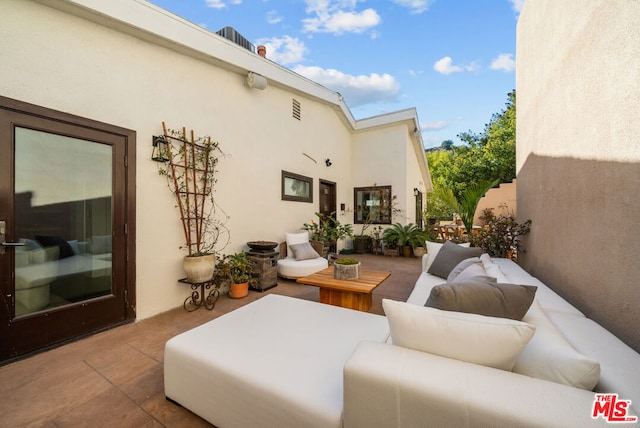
516 0 640 351
1 0 430 319
352 113 431 228
473 179 517 225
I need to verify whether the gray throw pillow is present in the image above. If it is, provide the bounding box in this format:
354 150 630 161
427 240 483 279
289 242 320 261
425 282 538 321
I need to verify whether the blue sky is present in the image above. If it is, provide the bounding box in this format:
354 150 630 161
147 0 523 148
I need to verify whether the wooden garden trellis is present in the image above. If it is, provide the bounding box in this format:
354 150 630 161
161 122 215 256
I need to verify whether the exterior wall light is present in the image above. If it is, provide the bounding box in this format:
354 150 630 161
325 158 332 167
247 72 267 90
151 135 169 162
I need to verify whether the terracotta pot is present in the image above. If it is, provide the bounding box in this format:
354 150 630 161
229 282 249 299
183 254 215 283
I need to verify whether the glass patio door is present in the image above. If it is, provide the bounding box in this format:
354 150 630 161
0 99 135 362
13 128 113 315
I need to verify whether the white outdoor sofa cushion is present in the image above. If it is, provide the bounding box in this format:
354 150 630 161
164 294 389 428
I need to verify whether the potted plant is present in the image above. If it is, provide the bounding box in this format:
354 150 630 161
302 212 353 256
156 123 230 282
381 223 421 257
226 252 252 298
410 228 436 258
333 257 361 280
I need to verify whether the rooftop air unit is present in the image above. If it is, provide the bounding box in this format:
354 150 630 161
216 26 255 52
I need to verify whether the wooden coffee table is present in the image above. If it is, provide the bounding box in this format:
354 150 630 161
296 266 390 312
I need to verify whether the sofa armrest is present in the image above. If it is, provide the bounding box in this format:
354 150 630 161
344 342 610 428
421 253 429 273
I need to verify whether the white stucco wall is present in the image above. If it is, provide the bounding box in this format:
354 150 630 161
2 0 428 319
351 120 429 228
517 0 640 351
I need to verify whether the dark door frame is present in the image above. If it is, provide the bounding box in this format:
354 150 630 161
0 96 136 363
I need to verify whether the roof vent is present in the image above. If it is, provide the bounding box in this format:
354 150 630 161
216 26 254 52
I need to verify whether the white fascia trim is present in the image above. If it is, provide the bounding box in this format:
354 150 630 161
354 108 419 131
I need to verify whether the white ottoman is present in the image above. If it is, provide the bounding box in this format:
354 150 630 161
164 294 390 428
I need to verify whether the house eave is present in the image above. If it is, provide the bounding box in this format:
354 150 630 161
34 0 355 125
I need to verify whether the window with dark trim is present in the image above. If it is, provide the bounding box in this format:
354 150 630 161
354 185 393 224
281 170 313 202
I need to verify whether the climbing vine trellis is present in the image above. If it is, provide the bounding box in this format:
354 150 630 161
158 122 230 256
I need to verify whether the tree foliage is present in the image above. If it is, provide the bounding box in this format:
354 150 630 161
426 90 516 200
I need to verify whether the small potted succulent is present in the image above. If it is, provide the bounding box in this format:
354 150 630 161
333 257 361 280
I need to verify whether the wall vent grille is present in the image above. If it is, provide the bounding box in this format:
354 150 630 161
292 99 301 120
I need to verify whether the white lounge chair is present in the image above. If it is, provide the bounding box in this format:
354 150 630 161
276 232 328 279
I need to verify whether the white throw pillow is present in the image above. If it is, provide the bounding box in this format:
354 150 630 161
383 299 535 371
450 263 497 285
446 257 480 282
425 241 470 272
285 232 310 259
513 300 601 390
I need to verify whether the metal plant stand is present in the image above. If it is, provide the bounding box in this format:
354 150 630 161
178 278 220 311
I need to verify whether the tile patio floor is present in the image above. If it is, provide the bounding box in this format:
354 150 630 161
0 254 422 427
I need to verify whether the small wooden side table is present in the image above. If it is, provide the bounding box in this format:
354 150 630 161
178 278 220 312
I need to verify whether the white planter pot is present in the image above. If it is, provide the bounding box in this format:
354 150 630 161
183 254 216 283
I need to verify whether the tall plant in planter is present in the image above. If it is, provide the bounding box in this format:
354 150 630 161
434 179 500 234
156 123 230 282
381 223 421 257
302 212 353 256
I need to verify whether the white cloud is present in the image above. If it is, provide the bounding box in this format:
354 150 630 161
392 0 434 15
508 0 525 13
490 53 516 72
256 36 308 65
302 0 381 34
422 121 449 131
205 0 225 8
293 65 400 107
266 10 283 24
433 57 479 75
205 0 241 8
433 57 462 75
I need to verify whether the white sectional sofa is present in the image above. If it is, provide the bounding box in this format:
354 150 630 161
165 244 640 427
344 250 640 427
